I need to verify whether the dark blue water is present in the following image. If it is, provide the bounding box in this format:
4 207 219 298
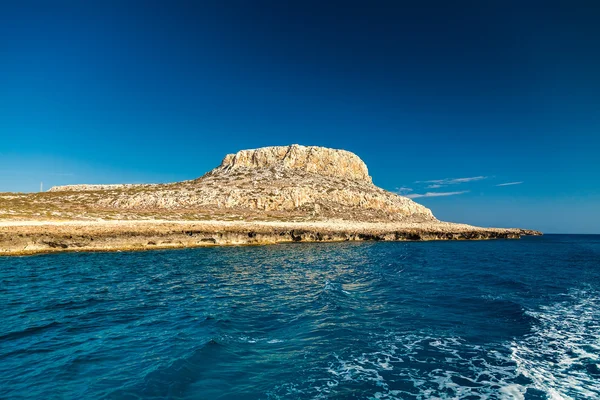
1 235 599 399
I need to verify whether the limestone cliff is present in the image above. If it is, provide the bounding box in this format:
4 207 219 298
214 145 372 183
44 145 434 222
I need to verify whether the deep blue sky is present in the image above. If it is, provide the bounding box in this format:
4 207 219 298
1 1 599 233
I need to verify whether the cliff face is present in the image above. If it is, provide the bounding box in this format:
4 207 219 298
214 145 372 183
44 145 435 222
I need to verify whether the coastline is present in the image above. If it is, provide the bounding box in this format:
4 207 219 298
0 219 541 257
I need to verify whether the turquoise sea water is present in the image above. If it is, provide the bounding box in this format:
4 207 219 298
1 235 599 399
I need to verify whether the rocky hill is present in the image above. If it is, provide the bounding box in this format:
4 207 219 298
45 144 435 222
0 144 541 255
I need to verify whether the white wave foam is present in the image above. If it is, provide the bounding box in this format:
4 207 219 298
499 384 525 399
220 334 285 345
323 280 350 295
270 334 526 399
511 289 600 400
269 290 600 399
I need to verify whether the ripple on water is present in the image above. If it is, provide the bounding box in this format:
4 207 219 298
1 238 600 399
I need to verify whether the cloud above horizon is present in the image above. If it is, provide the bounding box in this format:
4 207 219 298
406 190 469 199
496 181 523 186
416 176 488 186
395 187 413 195
398 175 486 199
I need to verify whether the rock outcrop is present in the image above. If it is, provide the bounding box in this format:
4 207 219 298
0 220 540 257
213 145 372 183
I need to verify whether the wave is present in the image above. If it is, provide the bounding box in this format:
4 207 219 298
106 339 221 399
270 290 600 399
0 321 61 342
269 334 525 399
511 289 600 400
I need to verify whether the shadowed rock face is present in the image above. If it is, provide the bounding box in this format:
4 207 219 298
214 144 373 183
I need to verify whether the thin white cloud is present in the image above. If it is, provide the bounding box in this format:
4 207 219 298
496 181 523 187
395 187 413 195
406 190 469 199
416 176 487 185
426 184 443 189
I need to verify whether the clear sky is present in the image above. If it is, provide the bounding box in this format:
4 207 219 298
1 1 599 233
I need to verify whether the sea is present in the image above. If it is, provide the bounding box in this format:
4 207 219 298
1 235 599 399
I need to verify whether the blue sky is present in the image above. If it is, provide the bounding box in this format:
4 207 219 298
1 1 599 233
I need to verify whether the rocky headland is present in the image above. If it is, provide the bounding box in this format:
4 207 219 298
0 145 540 255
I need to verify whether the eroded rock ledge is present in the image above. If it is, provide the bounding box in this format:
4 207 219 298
0 220 542 257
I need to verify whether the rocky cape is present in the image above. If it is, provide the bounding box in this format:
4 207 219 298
0 145 540 255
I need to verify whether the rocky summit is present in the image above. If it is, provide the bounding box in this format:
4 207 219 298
214 145 373 182
45 144 435 222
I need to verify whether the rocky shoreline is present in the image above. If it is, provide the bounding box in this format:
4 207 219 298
0 220 542 256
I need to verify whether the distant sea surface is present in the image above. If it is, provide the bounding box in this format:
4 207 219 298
1 235 599 399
